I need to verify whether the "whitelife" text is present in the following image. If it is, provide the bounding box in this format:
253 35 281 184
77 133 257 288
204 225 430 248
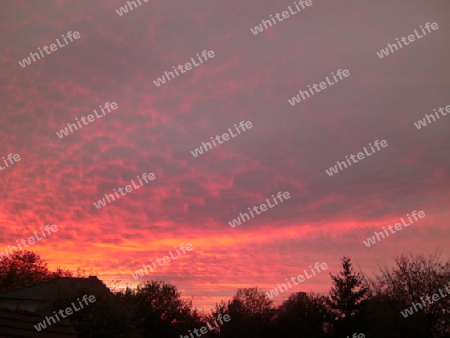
228 191 290 228
288 69 350 106
153 50 215 87
56 102 118 139
93 172 155 210
191 121 253 158
325 140 388 176
250 0 313 35
18 31 81 68
363 210 425 247
377 22 439 59
265 262 328 298
131 243 194 279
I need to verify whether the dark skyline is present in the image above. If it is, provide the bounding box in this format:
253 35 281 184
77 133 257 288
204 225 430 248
1 0 449 311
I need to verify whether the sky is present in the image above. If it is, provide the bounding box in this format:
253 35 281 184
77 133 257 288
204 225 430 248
1 0 449 311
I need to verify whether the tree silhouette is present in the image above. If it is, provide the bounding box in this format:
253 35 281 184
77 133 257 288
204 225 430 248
2 250 449 337
276 292 330 337
132 280 200 337
371 252 450 337
327 256 369 335
0 250 71 292
212 287 275 338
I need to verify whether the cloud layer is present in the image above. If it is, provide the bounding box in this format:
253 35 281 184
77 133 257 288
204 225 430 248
1 0 449 310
